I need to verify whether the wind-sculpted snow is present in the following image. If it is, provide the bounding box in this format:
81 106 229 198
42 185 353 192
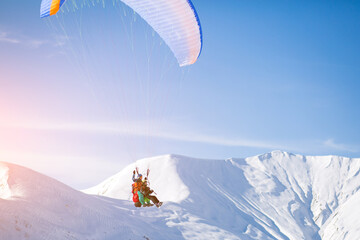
1 151 360 239
0 163 11 199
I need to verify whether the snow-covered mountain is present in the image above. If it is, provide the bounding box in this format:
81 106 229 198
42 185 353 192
2 151 360 239
0 161 181 240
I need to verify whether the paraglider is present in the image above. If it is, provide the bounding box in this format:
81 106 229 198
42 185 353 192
40 0 202 209
40 0 203 67
132 168 162 208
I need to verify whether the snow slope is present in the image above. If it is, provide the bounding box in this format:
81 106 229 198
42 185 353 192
1 151 360 239
0 161 183 240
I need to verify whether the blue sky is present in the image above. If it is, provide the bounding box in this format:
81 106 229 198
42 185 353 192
1 0 360 189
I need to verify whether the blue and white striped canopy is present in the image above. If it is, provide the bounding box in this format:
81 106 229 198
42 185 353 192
40 0 203 67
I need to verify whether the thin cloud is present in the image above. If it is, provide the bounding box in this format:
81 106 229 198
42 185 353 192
2 121 359 155
0 30 66 49
4 121 287 150
52 35 70 47
155 131 286 150
0 149 121 189
323 138 358 152
27 39 48 48
0 32 20 44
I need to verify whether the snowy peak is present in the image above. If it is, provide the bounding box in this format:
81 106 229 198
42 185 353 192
0 161 84 202
243 151 360 239
87 152 360 240
0 161 178 240
85 154 191 203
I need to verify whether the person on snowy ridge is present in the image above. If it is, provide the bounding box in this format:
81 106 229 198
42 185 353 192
140 179 162 208
141 177 152 206
132 182 141 207
132 170 143 207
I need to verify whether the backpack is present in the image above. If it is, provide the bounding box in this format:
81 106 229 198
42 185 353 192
133 180 142 193
132 183 139 202
132 192 139 202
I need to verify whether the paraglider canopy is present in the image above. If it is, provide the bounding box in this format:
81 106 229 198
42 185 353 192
40 0 203 67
